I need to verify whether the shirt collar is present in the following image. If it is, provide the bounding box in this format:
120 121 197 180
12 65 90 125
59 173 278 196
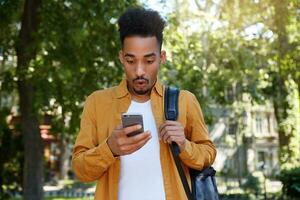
114 78 164 99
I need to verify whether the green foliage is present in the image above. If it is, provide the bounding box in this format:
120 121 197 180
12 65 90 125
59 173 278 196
279 167 300 198
241 173 262 195
12 198 82 200
161 4 273 125
0 0 138 196
0 108 23 199
219 193 250 200
0 0 299 197
0 0 139 136
161 0 300 168
32 0 138 138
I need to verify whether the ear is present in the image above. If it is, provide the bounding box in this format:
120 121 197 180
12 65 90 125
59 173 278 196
160 50 166 64
119 50 124 64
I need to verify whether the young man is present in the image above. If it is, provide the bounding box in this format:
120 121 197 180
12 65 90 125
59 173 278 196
72 8 216 200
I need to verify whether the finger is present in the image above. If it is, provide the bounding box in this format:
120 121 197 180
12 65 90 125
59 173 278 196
165 120 181 125
162 130 179 143
113 125 125 138
159 125 180 140
120 134 151 153
123 124 143 136
163 125 180 132
159 122 170 133
159 123 170 139
124 135 152 154
162 130 170 143
166 135 183 144
114 130 148 148
159 126 172 140
159 120 181 132
159 126 167 140
126 130 151 145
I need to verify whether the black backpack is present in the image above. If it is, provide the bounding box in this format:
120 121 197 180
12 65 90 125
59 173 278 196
165 87 219 200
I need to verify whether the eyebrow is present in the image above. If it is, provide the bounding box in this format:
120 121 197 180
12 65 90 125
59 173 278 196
124 52 157 58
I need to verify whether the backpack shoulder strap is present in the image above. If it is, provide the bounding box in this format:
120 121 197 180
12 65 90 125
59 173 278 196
164 87 179 121
164 86 194 200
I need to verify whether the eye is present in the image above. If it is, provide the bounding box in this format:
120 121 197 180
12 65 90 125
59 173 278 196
126 59 134 64
147 60 154 64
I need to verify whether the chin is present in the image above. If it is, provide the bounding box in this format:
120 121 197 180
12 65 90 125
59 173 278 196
134 88 150 95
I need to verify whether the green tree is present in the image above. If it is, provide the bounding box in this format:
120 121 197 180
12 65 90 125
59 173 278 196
0 0 137 199
270 0 299 168
161 0 299 168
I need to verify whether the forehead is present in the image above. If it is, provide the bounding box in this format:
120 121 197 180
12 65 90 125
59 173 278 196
122 36 160 56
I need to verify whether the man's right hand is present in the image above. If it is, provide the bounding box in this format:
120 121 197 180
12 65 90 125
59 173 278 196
107 124 152 156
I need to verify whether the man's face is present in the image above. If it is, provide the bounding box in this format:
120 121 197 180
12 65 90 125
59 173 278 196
119 36 166 96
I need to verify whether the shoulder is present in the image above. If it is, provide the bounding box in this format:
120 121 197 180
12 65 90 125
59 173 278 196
179 89 197 101
85 86 117 105
178 89 202 110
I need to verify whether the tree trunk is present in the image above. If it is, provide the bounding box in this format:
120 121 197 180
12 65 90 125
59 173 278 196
18 82 44 200
272 0 298 167
59 136 71 179
16 0 43 199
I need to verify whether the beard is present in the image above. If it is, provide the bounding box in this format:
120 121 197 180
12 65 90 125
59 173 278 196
132 77 151 95
133 87 150 95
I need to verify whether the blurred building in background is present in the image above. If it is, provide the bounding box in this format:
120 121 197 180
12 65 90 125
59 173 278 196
210 90 279 179
7 111 72 182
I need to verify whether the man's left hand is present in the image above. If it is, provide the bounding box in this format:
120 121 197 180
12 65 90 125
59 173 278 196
159 120 186 152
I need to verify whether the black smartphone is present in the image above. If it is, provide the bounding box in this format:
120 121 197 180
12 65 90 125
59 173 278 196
121 113 144 137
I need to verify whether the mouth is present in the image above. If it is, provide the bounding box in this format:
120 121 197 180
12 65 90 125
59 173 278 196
133 78 149 88
131 78 151 95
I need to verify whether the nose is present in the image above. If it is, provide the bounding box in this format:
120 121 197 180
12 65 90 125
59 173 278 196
135 61 145 77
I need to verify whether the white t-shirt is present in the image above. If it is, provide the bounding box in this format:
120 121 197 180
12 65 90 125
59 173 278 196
118 100 166 200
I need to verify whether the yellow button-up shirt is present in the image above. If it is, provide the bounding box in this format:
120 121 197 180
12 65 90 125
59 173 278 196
72 79 216 200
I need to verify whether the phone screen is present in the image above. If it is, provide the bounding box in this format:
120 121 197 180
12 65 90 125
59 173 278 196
121 113 144 137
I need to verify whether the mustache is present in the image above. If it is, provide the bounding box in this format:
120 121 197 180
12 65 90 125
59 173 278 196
133 77 149 83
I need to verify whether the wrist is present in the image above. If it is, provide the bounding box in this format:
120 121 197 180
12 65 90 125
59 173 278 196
106 137 119 157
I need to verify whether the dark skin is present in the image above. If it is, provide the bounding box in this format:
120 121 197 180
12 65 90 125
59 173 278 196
107 36 186 156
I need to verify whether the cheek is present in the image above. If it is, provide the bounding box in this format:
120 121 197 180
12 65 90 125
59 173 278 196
149 63 159 75
124 66 133 77
145 65 159 84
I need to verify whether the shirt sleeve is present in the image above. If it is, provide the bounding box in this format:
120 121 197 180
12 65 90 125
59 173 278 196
179 91 217 170
72 93 116 182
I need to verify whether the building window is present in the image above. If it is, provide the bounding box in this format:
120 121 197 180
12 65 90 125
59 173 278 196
258 151 265 163
228 123 238 135
256 115 263 134
257 151 266 169
225 85 234 103
269 152 273 167
267 114 271 134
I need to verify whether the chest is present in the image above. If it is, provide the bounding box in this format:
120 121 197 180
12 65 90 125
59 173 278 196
93 95 188 143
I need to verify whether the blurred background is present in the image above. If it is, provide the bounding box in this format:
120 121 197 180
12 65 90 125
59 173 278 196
0 0 299 199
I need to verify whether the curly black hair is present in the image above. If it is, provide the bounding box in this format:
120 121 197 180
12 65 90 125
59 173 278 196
118 7 166 50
